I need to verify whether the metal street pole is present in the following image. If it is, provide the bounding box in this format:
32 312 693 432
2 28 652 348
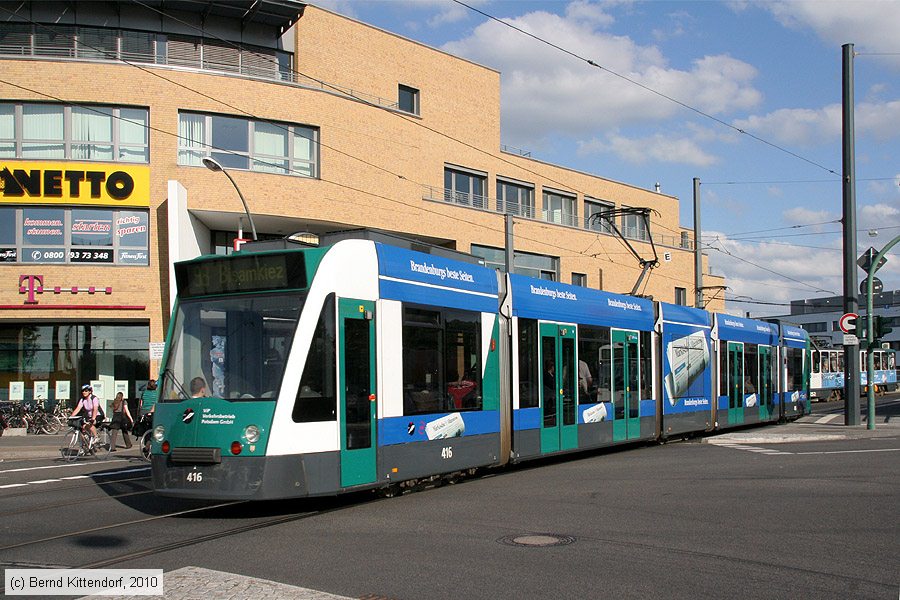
841 43 860 425
202 156 258 241
693 177 703 309
865 235 899 430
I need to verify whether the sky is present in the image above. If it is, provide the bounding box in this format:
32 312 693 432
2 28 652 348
313 0 900 317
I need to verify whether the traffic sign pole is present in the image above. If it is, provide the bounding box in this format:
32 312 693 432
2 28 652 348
865 235 898 431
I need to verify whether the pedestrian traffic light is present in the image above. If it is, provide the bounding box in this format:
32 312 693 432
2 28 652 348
872 315 892 341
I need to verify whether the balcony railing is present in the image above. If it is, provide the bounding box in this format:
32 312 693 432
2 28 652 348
424 185 695 250
0 25 401 111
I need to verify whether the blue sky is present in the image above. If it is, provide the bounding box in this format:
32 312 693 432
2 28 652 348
315 0 900 316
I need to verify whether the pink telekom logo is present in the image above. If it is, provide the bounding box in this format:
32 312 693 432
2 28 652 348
19 274 112 304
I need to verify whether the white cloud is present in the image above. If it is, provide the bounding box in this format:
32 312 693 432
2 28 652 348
859 202 900 233
732 100 900 146
578 132 718 166
762 1 900 69
705 234 843 316
440 7 762 146
782 207 835 228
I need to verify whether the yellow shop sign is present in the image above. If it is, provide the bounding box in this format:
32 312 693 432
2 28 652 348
0 161 150 207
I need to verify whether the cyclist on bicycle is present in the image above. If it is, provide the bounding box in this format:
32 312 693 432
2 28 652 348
70 384 100 445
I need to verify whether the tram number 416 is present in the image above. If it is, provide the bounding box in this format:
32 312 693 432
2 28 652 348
441 446 453 459
187 471 203 482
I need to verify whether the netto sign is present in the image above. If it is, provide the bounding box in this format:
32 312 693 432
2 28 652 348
0 161 150 207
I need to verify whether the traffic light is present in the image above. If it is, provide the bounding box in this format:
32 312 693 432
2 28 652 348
855 314 868 338
873 315 893 341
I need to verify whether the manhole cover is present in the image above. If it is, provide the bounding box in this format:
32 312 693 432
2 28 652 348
498 534 576 548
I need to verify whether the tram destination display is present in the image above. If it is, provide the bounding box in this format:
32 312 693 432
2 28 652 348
176 252 307 297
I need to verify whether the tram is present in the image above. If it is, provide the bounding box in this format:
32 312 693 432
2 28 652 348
810 346 897 401
151 238 811 499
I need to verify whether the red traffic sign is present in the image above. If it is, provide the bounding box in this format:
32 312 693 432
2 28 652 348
838 312 858 334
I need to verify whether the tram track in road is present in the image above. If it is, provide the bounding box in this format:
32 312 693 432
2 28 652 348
0 496 364 595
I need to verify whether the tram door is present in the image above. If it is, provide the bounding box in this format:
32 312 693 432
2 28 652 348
758 346 773 421
612 329 641 442
339 299 377 488
727 342 745 426
539 323 578 454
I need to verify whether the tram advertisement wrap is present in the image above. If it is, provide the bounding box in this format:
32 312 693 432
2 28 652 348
663 330 711 412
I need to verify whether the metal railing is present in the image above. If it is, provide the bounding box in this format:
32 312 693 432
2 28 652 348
0 27 401 111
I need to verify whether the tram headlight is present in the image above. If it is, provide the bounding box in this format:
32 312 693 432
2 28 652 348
153 425 165 442
243 424 260 444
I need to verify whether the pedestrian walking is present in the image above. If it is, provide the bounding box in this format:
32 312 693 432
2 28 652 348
108 391 134 451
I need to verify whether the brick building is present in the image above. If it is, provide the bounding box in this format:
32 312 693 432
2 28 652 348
0 1 723 408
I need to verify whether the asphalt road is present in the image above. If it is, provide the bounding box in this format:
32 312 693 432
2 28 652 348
0 396 897 600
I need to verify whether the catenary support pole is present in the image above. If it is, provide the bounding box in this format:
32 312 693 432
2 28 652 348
841 43 860 425
693 178 703 309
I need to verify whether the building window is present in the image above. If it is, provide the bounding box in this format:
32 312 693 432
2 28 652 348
675 287 687 305
0 102 149 163
444 166 486 209
497 179 535 218
0 24 294 84
621 206 649 241
0 322 150 407
804 322 827 333
572 273 587 287
178 112 318 177
584 198 613 233
398 84 420 115
543 190 577 227
0 207 149 265
471 244 558 280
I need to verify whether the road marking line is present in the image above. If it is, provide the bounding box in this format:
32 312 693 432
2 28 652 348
0 484 28 489
793 448 900 456
0 459 128 475
815 414 841 424
29 479 60 484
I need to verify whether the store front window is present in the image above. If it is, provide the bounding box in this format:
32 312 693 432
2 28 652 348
0 322 150 410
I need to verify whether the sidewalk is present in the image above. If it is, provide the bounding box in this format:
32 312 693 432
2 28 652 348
3 414 896 461
0 430 144 461
703 413 899 445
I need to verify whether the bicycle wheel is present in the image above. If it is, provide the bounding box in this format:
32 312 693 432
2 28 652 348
42 415 62 435
140 430 152 462
63 430 81 462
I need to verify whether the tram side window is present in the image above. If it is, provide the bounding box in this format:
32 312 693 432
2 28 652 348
639 331 652 400
577 325 611 404
719 341 728 397
518 319 540 409
813 350 821 373
292 295 336 422
745 344 758 394
402 306 482 415
786 347 804 390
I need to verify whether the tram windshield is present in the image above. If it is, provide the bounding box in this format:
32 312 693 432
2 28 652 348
160 293 303 402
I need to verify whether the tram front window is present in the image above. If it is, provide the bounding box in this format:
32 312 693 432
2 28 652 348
161 294 302 402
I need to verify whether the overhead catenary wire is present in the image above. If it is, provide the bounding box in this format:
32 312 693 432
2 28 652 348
450 0 841 177
0 4 866 298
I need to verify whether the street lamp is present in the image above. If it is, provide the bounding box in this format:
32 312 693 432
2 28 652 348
201 156 258 241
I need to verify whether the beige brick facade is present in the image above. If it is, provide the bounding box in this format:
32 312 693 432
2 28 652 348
0 4 724 381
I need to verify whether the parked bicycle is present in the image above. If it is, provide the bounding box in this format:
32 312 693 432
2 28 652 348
26 403 62 435
62 416 112 461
